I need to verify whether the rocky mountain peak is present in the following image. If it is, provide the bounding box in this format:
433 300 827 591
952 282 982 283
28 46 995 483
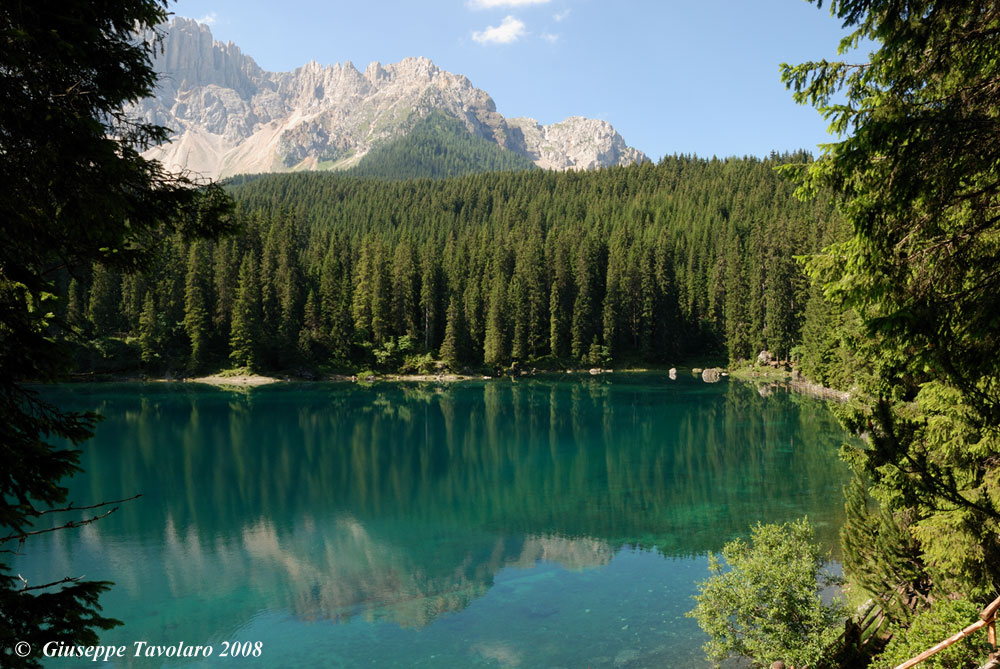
138 19 647 178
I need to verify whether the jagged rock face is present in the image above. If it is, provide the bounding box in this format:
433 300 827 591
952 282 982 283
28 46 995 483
137 18 647 178
506 116 647 171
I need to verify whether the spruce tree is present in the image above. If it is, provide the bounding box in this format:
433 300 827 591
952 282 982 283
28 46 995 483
297 288 320 363
65 278 87 334
87 263 121 337
518 225 548 356
230 253 262 371
183 242 211 372
483 275 508 367
420 246 442 351
137 291 161 367
571 239 600 361
785 0 1000 598
369 240 392 346
273 219 303 365
723 228 750 362
1 0 234 658
439 295 468 369
351 236 374 341
508 275 529 362
213 238 238 337
463 275 485 355
601 245 623 361
392 241 419 338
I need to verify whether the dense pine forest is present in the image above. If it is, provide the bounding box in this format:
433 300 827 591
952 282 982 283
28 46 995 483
62 154 851 380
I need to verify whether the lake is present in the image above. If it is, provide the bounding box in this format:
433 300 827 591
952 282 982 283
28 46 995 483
23 374 853 667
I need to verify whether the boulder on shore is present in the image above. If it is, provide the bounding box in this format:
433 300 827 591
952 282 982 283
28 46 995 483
701 367 722 383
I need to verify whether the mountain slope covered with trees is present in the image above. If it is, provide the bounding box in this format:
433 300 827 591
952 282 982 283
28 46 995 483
346 112 538 180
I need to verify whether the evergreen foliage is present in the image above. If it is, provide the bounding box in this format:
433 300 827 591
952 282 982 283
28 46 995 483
784 0 1000 603
183 242 212 372
875 597 992 669
230 254 263 371
840 478 929 623
348 111 537 180
63 155 844 375
0 1 234 662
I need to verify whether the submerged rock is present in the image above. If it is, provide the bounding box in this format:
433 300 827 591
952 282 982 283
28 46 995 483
701 368 722 383
614 648 641 666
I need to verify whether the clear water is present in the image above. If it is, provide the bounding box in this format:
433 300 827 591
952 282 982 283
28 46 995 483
21 375 853 667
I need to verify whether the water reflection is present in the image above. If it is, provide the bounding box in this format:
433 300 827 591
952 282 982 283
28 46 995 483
22 376 851 655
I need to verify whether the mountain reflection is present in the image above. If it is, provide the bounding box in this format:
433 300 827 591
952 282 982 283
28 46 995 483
24 376 851 641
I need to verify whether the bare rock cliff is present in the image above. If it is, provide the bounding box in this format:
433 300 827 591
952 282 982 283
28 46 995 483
137 18 647 178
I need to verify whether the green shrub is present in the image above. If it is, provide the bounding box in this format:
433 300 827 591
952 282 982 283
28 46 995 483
876 597 992 669
218 366 252 378
372 335 420 371
687 517 846 668
354 368 378 383
400 352 435 375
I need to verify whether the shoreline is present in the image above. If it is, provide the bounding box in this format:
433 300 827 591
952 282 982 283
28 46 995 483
786 378 851 402
727 366 851 402
64 365 851 401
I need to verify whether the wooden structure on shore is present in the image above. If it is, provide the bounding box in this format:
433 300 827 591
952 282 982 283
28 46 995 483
894 595 1000 669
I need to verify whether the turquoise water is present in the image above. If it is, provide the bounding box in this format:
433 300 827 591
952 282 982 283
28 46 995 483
22 375 853 667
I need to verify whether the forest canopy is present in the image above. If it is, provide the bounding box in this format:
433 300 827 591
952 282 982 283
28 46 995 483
60 155 848 378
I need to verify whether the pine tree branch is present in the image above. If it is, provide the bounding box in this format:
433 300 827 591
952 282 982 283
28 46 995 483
30 493 141 517
18 575 85 592
0 506 121 544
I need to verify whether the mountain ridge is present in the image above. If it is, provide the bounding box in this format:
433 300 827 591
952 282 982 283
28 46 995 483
135 18 647 178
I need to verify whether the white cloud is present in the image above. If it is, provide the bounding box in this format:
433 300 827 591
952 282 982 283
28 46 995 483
472 16 526 44
469 0 549 9
196 12 218 26
541 32 560 44
553 9 570 22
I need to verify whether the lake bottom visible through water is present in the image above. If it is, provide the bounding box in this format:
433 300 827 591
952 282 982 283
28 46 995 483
21 375 853 667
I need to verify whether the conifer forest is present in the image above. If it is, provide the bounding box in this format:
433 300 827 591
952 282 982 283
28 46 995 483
66 155 850 383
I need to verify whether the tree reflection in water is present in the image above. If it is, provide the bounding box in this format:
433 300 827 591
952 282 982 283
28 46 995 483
23 375 852 654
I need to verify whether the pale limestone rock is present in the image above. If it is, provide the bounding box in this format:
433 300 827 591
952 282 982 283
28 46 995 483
137 18 648 178
702 367 722 383
507 116 646 170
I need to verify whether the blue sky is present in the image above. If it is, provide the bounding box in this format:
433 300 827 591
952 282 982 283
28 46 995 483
169 0 863 161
